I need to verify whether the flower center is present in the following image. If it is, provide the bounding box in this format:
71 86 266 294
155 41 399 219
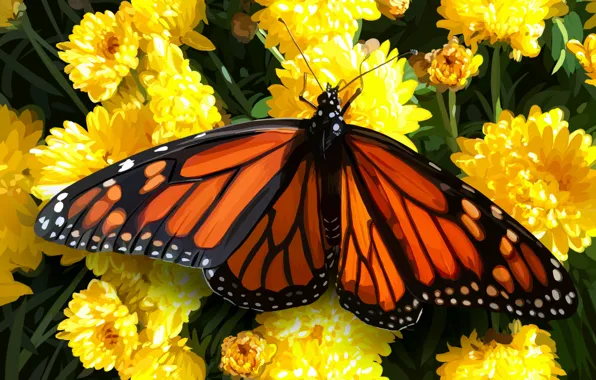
99 322 119 349
104 35 120 57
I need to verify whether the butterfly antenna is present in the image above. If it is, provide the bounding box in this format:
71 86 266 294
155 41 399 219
278 18 324 91
339 49 418 93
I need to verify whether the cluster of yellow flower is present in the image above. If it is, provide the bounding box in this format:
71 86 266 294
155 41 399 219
2 0 596 378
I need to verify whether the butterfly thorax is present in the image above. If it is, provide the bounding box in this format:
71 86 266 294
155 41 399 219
306 85 348 160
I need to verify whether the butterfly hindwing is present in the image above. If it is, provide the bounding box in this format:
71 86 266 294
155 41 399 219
35 120 309 269
204 157 334 311
336 161 424 329
342 126 578 322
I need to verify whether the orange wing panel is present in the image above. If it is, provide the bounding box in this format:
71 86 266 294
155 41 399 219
181 132 296 178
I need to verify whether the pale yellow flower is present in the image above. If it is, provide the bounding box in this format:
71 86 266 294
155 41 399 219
586 0 596 29
102 74 146 113
31 106 154 201
437 320 565 379
57 280 139 373
0 0 23 28
140 260 212 341
85 252 152 316
0 106 46 305
140 36 222 144
57 2 139 102
131 0 215 51
220 331 276 378
376 0 410 19
253 0 381 58
255 290 397 379
268 34 431 150
126 331 206 380
410 38 483 92
437 0 568 60
452 106 596 261
567 34 596 86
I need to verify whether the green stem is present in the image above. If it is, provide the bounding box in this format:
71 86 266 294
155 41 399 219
436 91 458 153
21 14 88 116
208 51 252 116
130 68 148 103
448 90 459 152
41 0 64 41
491 45 502 122
256 29 285 64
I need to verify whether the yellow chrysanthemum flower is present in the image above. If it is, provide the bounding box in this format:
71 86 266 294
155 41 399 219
131 0 215 51
268 34 431 150
567 34 596 86
0 106 46 305
57 2 139 102
410 38 483 92
376 0 410 20
437 0 568 60
452 106 596 261
140 36 222 145
586 0 596 30
0 0 23 28
253 0 381 58
140 260 212 340
57 280 139 373
31 106 153 201
220 331 277 378
85 251 152 315
254 290 397 379
437 320 565 379
126 331 206 380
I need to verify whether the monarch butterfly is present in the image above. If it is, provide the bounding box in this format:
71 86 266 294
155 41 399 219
35 32 578 332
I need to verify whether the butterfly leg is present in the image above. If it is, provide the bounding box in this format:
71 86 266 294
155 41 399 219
299 73 318 109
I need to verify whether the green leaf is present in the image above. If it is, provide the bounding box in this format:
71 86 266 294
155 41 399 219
54 358 79 380
41 341 64 380
563 12 584 74
251 96 272 119
5 299 27 380
201 303 231 340
19 267 88 370
552 49 566 75
421 308 446 365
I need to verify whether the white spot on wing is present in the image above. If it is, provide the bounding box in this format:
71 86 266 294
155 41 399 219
57 193 68 201
154 146 168 152
118 159 135 172
429 162 441 171
54 202 63 213
55 217 65 227
194 132 207 139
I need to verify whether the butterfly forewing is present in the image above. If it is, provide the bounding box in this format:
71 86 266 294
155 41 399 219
35 120 309 269
341 126 578 323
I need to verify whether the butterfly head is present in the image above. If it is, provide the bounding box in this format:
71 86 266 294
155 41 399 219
307 84 347 156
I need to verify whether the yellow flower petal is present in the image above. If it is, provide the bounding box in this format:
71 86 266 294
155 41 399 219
253 0 381 58
57 2 139 102
437 0 568 59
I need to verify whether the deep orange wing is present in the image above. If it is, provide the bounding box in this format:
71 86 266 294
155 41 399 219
336 163 423 329
338 126 578 327
205 157 334 311
36 120 311 269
